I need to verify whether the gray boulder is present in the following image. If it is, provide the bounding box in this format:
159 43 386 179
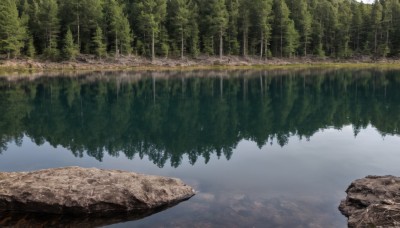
339 175 400 228
0 167 195 215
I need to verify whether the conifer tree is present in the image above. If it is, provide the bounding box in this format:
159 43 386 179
104 0 132 56
59 0 103 54
253 0 272 59
188 2 200 57
284 20 299 57
389 0 400 55
371 0 383 56
0 0 25 58
226 0 240 55
381 0 399 56
26 36 36 58
337 1 352 58
38 0 60 59
92 26 107 59
351 2 363 53
209 0 228 59
239 0 250 57
272 0 298 57
169 0 191 59
62 28 77 60
289 0 312 56
134 0 167 61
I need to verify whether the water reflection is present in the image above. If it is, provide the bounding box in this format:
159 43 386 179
0 208 166 228
0 69 399 168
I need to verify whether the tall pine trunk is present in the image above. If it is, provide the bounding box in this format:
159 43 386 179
260 32 264 59
304 36 308 56
280 27 283 58
181 26 184 59
219 28 223 59
386 29 389 47
374 28 377 55
6 32 10 59
152 29 155 62
115 30 118 57
243 29 247 57
77 10 80 52
357 28 360 51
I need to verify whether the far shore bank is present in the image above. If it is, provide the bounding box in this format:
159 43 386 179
2 56 400 74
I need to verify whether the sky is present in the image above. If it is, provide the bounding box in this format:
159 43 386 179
358 0 374 3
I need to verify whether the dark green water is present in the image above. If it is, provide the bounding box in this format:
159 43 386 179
0 69 400 227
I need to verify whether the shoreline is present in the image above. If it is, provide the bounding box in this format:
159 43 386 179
2 56 400 74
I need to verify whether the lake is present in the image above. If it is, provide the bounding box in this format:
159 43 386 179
0 69 400 227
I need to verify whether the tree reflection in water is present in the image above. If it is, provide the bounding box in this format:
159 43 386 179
0 69 399 167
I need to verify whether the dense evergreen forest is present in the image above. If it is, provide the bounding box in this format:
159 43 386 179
0 0 400 61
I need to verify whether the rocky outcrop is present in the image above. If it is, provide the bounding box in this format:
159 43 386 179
0 167 195 216
339 175 400 228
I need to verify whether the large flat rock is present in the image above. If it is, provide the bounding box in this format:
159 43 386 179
0 167 195 215
339 175 400 228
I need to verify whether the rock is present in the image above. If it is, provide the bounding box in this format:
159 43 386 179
0 167 195 215
339 175 400 228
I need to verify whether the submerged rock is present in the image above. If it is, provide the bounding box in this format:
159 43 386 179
0 167 195 215
339 175 400 228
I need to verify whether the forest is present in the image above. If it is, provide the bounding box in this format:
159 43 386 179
0 0 399 61
0 70 399 167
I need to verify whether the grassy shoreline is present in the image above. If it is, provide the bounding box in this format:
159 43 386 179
2 57 400 75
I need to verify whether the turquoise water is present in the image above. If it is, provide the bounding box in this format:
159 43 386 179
1 69 400 227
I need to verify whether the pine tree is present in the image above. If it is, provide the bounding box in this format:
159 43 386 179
158 26 170 58
209 0 228 59
62 27 77 60
381 0 399 57
104 0 132 56
0 0 25 58
38 0 60 59
272 0 298 57
389 0 400 55
252 0 272 59
310 0 338 57
134 0 167 61
239 0 250 56
351 2 362 53
169 0 191 59
337 1 352 58
26 36 36 58
370 0 383 56
92 26 107 59
19 0 33 58
188 2 200 57
59 0 103 54
284 20 299 57
226 0 240 55
119 16 133 55
289 0 312 56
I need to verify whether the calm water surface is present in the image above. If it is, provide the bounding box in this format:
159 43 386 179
0 69 400 227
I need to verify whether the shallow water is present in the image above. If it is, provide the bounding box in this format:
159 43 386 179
0 69 400 227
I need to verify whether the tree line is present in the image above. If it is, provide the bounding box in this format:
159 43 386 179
0 0 400 61
1 70 399 166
